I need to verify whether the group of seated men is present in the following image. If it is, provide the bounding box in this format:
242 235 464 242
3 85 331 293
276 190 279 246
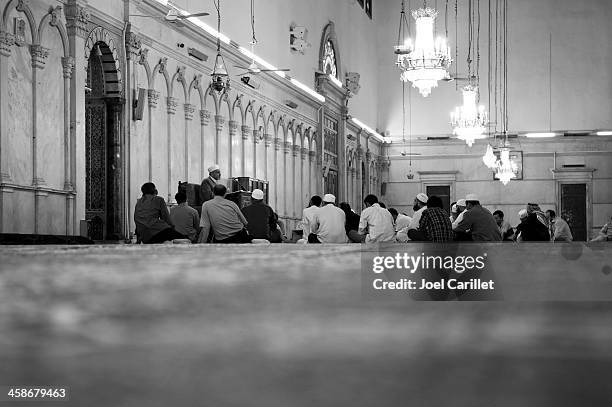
134 163 605 244
134 164 285 244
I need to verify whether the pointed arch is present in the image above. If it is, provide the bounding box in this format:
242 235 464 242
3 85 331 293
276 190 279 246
137 48 152 90
151 57 171 96
39 6 68 57
171 66 188 102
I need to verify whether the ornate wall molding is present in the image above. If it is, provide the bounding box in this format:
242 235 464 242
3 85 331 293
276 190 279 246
65 3 90 38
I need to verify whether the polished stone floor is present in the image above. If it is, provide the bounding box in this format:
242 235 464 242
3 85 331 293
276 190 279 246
1 244 612 406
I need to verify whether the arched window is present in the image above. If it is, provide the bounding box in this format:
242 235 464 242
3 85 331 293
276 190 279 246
319 22 341 81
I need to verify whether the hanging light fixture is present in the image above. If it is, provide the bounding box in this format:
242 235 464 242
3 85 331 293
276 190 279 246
495 148 517 185
211 0 229 92
451 85 488 146
482 143 496 168
395 0 452 97
451 0 487 146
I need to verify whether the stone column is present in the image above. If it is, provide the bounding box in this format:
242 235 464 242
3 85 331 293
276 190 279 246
166 97 178 202
365 150 372 195
273 137 281 214
228 120 238 178
30 44 50 234
253 128 261 178
264 133 272 180
292 144 300 217
125 29 141 239
308 151 316 199
62 56 75 235
200 109 211 179
0 31 15 232
147 90 159 180
356 145 363 212
300 147 307 212
241 125 250 176
184 103 195 181
214 114 224 165
66 0 90 235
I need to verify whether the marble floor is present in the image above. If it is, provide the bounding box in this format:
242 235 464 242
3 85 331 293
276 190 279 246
1 244 612 406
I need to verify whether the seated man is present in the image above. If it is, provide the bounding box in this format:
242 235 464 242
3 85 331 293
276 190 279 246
407 193 428 233
241 189 277 241
340 202 361 243
546 210 573 242
134 182 186 244
358 194 396 243
493 210 514 241
453 194 502 242
170 191 200 242
199 184 251 243
408 196 454 242
516 204 551 242
388 207 412 243
591 215 612 242
310 194 348 243
300 195 322 243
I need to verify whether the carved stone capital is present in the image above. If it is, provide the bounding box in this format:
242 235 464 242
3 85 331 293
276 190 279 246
292 144 300 157
157 57 168 74
166 97 178 115
365 150 372 162
0 31 15 57
215 115 225 132
30 45 50 69
65 3 90 38
125 31 141 60
284 141 292 154
300 147 308 160
274 137 282 151
147 89 159 108
264 133 273 147
176 66 186 83
253 129 262 144
228 120 238 136
241 125 251 140
200 109 211 126
61 56 75 78
184 103 195 120
308 150 316 162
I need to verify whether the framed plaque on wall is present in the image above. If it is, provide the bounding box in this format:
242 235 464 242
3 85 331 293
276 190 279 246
493 150 523 181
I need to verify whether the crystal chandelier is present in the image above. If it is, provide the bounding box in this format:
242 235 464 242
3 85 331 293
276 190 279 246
395 1 452 97
482 144 497 168
451 85 488 146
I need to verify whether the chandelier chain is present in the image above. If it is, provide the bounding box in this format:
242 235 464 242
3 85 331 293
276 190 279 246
214 0 221 52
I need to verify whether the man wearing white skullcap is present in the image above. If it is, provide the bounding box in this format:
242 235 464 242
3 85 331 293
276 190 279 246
310 194 348 243
241 189 278 241
453 194 502 241
406 192 429 233
199 164 221 204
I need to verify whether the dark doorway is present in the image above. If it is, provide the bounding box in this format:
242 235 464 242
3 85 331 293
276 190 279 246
426 185 451 215
560 184 587 241
85 42 123 241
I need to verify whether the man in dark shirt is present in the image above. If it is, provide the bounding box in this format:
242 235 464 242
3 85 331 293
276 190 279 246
241 189 278 241
339 202 361 242
134 182 186 243
416 196 454 242
453 194 502 241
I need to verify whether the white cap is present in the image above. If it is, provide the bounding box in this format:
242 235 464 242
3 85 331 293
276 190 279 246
518 208 528 219
207 164 220 173
466 193 479 202
451 203 458 213
323 193 336 203
416 193 428 204
251 189 264 200
457 199 466 207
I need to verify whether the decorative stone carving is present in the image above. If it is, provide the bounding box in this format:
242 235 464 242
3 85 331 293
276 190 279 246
350 167 356 176
309 150 316 162
365 150 372 162
200 109 211 126
147 89 159 108
138 48 149 66
158 57 167 74
30 45 49 69
284 141 292 154
253 129 262 144
192 73 202 90
125 31 141 60
228 120 238 136
13 18 26 46
61 56 75 78
49 6 63 30
292 145 300 157
166 97 178 115
65 3 90 38
241 125 251 140
176 66 186 83
274 137 282 151
301 147 308 160
215 115 225 132
264 133 273 147
0 31 15 56
184 104 195 121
